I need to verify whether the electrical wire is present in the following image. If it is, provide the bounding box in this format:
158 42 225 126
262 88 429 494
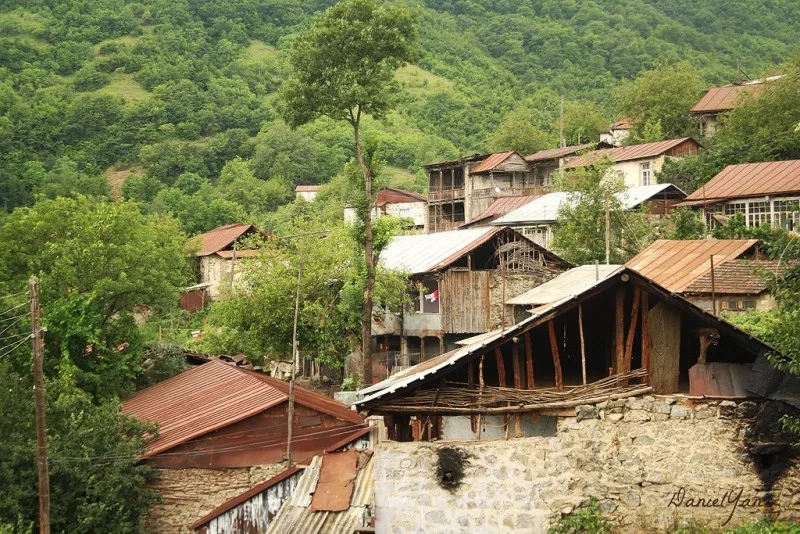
0 335 31 362
0 301 29 317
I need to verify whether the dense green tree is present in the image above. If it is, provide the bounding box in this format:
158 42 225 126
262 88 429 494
0 196 188 398
282 0 420 384
489 108 555 154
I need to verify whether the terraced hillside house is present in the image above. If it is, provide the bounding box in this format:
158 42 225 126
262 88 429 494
565 138 700 188
678 160 800 231
690 76 783 137
122 360 369 533
343 187 427 230
370 226 571 382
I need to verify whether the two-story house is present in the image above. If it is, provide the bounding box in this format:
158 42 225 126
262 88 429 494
690 75 783 137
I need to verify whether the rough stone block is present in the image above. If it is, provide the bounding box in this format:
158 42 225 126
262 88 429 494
576 404 599 421
607 413 624 422
650 413 670 422
736 401 759 419
670 405 691 419
633 435 655 446
649 402 672 414
623 410 650 422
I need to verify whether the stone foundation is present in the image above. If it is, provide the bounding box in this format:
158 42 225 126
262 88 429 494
375 397 800 533
144 464 285 533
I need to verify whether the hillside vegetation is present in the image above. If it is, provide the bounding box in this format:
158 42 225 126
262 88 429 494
1 0 799 232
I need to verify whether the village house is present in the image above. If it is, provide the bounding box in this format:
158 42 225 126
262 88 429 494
295 184 322 202
187 223 266 302
344 187 427 230
626 238 785 314
489 184 687 248
424 151 545 232
458 195 540 229
598 118 632 146
690 75 783 137
370 226 571 381
678 159 800 231
523 142 605 186
565 138 701 188
122 360 369 533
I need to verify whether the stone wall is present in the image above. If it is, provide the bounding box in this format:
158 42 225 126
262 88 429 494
374 397 800 533
489 271 560 330
144 464 285 533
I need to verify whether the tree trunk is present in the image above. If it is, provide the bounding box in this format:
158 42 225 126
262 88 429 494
353 118 374 386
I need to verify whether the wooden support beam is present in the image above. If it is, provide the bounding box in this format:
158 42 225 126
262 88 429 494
623 287 641 375
468 361 476 432
615 287 625 375
524 331 534 389
477 355 484 440
641 291 651 384
512 341 522 437
548 321 563 391
578 304 587 385
494 347 506 387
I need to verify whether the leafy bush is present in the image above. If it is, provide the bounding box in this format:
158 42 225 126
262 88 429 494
548 499 611 534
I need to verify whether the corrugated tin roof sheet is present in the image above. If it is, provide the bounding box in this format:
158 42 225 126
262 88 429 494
566 138 697 167
492 185 683 225
524 143 594 163
379 227 501 274
375 187 426 206
507 265 623 306
266 451 374 534
684 160 800 202
471 151 516 174
690 77 782 114
192 224 258 257
422 153 490 168
354 267 774 410
296 185 322 192
122 361 363 457
625 239 759 293
461 195 539 227
683 259 788 295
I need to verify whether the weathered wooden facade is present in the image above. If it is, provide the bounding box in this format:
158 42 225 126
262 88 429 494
356 268 774 442
372 226 571 382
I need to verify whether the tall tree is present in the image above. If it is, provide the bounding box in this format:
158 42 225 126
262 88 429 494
282 0 419 384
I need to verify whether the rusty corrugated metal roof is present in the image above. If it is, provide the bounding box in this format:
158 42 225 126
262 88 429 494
295 185 322 192
684 160 800 202
566 138 698 167
192 223 259 257
690 76 783 114
375 187 427 206
266 450 374 534
461 195 539 227
625 239 759 293
471 151 516 174
122 360 364 457
524 143 594 163
683 259 789 295
422 153 490 168
507 264 623 306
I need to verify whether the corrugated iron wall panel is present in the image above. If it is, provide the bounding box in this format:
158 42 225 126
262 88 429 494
441 270 491 333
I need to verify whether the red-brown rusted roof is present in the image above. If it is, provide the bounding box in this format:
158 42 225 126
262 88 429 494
566 138 699 168
525 143 594 163
625 239 760 293
375 187 427 206
684 160 800 202
461 195 540 227
422 153 490 168
471 151 516 174
122 360 363 457
683 259 789 295
295 185 322 192
191 223 259 257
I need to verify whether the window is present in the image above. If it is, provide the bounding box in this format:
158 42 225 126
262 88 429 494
773 199 800 231
640 162 651 186
720 299 757 312
410 280 440 314
747 201 770 227
724 202 746 216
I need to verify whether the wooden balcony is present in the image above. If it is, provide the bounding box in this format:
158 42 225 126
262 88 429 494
428 188 465 202
472 186 546 199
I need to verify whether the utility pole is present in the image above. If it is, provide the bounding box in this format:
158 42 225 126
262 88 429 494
286 238 304 468
605 196 611 265
559 96 565 148
29 276 50 534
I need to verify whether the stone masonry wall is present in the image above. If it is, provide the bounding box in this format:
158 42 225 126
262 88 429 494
489 271 560 329
143 464 285 533
375 397 800 533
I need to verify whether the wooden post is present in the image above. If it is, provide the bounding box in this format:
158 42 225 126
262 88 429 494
477 355 484 440
30 277 50 534
512 340 522 437
547 321 563 391
578 304 587 385
623 287 641 375
494 347 507 387
615 287 625 376
439 336 444 356
468 360 476 433
641 291 651 384
710 254 717 316
524 331 534 389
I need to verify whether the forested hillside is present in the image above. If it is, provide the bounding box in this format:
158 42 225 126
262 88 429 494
1 0 799 232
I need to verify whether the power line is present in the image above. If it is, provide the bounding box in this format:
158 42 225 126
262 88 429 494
0 335 31 362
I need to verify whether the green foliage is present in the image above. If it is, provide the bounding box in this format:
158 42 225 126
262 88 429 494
552 162 658 264
615 62 704 141
670 520 800 534
668 208 706 240
711 214 800 260
0 362 158 532
0 196 189 399
135 343 190 389
548 499 611 534
490 109 555 155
